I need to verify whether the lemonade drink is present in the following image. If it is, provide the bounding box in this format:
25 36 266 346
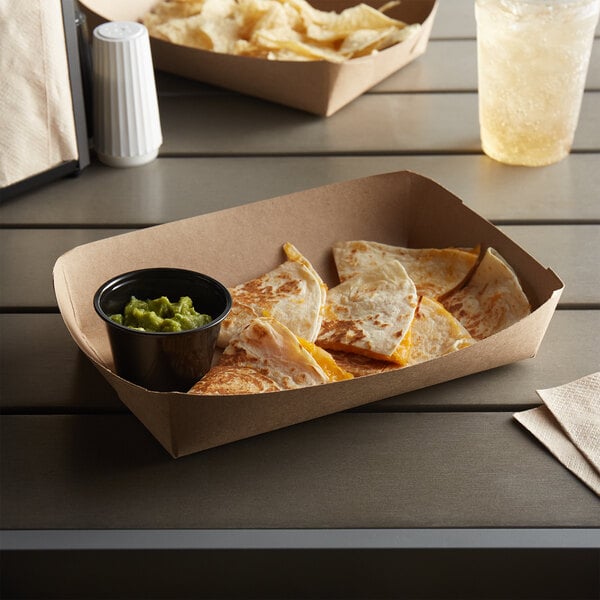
475 0 599 166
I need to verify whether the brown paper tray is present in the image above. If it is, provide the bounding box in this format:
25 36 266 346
79 0 438 115
53 171 564 457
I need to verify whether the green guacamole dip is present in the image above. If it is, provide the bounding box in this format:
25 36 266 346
110 296 212 332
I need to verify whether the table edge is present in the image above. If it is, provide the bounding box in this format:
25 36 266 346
2 528 599 551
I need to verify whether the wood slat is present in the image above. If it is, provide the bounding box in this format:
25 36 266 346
0 314 122 412
499 224 600 307
2 155 599 226
1 412 598 530
0 226 596 309
0 229 132 310
430 0 477 40
155 92 600 155
1 311 597 413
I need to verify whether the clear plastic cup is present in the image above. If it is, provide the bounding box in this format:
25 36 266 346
475 0 600 166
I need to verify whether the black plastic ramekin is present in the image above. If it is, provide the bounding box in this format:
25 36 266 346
94 268 232 392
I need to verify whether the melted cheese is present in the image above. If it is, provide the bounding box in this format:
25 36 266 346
299 338 353 381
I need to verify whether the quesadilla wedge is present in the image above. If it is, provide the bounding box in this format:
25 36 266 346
327 296 474 376
217 242 327 348
190 317 352 395
332 240 480 298
189 365 282 395
317 259 418 365
441 247 531 340
407 296 475 365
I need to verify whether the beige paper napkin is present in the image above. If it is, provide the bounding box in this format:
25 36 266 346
0 0 78 189
514 372 600 496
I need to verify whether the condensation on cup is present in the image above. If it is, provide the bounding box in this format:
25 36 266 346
475 0 600 167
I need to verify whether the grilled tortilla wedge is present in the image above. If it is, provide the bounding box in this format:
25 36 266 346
317 259 418 365
217 242 326 348
441 247 531 340
332 240 479 298
190 317 352 395
327 296 475 376
407 296 476 365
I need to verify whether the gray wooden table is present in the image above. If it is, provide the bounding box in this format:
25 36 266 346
1 0 599 597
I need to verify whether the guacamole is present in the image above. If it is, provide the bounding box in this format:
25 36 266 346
110 295 212 332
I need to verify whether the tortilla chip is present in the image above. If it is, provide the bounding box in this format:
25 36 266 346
217 242 326 348
304 3 405 37
441 248 531 340
332 240 480 298
141 0 420 62
143 1 206 24
252 29 345 62
317 259 418 365
151 15 214 49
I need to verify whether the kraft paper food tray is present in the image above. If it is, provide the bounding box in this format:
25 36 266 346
54 171 564 458
79 0 438 116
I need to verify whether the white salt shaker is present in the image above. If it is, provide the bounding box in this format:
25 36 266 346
92 22 162 167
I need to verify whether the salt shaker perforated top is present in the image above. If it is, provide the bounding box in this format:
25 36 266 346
92 22 162 167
